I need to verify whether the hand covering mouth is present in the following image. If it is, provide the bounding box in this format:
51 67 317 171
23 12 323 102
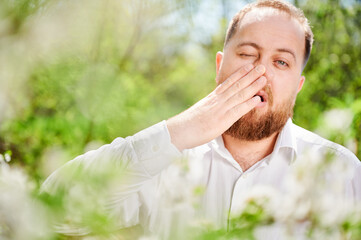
254 90 268 103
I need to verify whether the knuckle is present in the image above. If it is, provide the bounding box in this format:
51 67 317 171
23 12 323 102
238 91 245 100
236 81 242 90
242 65 249 73
229 107 238 118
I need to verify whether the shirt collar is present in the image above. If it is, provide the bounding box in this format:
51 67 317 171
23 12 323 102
211 118 298 168
213 136 236 162
272 118 298 161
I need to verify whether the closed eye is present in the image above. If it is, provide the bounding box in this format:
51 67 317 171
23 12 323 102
240 54 256 57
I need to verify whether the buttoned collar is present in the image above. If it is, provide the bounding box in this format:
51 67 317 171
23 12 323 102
210 118 298 172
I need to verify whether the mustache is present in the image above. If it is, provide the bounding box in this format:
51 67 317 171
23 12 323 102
263 84 273 106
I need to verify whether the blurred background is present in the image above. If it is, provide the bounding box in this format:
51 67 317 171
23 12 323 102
0 0 360 185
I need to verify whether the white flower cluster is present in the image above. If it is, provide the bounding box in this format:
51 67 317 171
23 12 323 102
1 146 360 240
0 153 52 240
0 152 11 164
316 108 357 153
145 156 206 240
232 150 361 240
323 108 353 132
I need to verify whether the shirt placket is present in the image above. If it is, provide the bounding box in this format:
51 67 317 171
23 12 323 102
227 162 268 231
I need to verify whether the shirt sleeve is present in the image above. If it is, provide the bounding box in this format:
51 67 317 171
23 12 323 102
338 149 361 204
128 120 183 176
351 164 361 202
41 120 182 232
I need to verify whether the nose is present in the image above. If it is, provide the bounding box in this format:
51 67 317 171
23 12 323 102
264 65 274 80
254 58 274 81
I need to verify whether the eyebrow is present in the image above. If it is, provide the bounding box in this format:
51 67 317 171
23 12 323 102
236 42 297 62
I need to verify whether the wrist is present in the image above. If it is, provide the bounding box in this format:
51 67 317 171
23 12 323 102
166 117 187 152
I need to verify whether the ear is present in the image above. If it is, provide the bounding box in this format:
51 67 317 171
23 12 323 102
297 76 305 93
216 51 223 76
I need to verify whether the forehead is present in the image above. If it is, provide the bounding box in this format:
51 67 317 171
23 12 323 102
229 8 305 61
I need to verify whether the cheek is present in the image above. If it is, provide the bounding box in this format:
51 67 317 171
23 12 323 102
270 78 300 103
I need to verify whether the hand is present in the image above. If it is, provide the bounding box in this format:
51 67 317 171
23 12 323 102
166 64 267 151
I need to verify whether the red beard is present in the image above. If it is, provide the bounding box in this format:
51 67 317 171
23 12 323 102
225 85 294 141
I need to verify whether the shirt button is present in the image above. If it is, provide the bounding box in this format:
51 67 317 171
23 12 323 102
152 145 160 152
242 173 248 179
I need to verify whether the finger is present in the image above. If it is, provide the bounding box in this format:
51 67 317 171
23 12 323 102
226 76 267 108
215 63 254 94
221 64 266 100
227 95 262 121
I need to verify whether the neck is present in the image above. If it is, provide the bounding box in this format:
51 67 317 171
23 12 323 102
222 132 279 172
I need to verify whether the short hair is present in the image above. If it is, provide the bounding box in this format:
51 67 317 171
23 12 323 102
224 0 314 68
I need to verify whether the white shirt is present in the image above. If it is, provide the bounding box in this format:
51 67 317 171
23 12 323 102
43 119 361 239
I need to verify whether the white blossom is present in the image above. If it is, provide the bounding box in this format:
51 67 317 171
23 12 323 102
4 153 11 163
0 163 52 240
323 108 353 132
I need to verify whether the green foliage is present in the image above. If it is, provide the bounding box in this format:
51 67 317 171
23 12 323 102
0 1 360 238
0 0 214 181
294 0 361 156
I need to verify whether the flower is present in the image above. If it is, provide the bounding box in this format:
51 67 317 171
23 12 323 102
323 108 353 132
0 162 52 240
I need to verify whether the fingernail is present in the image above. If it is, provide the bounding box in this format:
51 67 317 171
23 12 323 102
256 65 265 73
245 64 253 71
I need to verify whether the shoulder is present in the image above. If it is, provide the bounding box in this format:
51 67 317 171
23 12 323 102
291 123 360 166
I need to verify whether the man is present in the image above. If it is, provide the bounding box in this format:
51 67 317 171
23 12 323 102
43 0 361 239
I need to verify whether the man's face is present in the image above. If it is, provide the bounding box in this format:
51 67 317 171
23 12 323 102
216 9 306 140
